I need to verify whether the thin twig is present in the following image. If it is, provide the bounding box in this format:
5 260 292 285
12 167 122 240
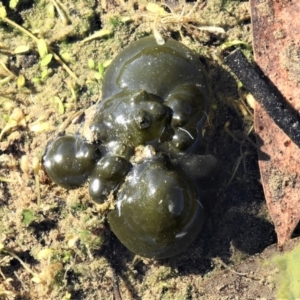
225 49 300 149
212 257 248 276
112 267 122 300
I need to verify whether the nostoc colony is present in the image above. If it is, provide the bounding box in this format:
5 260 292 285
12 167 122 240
43 36 218 259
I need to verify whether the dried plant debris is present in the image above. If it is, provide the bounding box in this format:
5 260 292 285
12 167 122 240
0 0 284 299
251 0 300 246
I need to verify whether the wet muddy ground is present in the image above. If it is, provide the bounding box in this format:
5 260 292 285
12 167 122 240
0 1 294 299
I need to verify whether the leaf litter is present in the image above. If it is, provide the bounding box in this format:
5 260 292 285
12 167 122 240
251 0 300 247
0 0 297 298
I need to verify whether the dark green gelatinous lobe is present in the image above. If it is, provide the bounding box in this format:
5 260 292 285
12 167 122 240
90 90 169 147
102 37 210 102
89 155 131 203
94 155 129 180
91 36 211 153
43 136 98 189
108 156 205 259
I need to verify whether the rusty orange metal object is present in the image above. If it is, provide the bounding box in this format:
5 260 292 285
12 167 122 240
250 0 300 246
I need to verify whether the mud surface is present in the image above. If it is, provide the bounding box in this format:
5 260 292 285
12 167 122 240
0 1 293 299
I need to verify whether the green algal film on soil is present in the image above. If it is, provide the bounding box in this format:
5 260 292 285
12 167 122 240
270 243 300 299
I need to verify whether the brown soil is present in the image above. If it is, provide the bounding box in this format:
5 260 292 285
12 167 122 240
0 1 295 299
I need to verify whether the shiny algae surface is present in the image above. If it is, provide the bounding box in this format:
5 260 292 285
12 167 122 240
43 36 217 259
